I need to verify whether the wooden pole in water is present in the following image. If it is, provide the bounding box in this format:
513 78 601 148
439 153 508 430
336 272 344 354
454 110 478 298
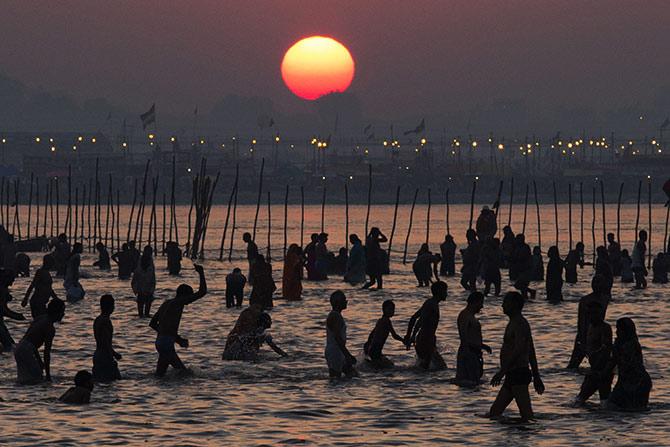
600 180 607 246
186 178 195 256
87 178 92 249
365 164 372 237
426 188 431 244
150 176 159 254
469 180 477 229
568 183 573 249
552 181 559 247
81 186 86 246
402 188 419 264
252 158 265 241
105 175 111 248
34 177 40 238
300 186 305 248
55 177 59 236
267 190 272 261
648 178 652 269
74 187 79 242
219 165 238 261
13 179 21 240
162 192 166 253
66 165 72 236
663 200 669 254
522 183 529 234
616 182 624 244
169 155 176 242
93 160 98 244
27 173 33 240
634 180 641 243
344 183 349 251
5 179 10 233
533 180 541 249
508 177 514 227
228 173 238 262
580 182 584 244
445 188 451 235
283 184 289 258
591 184 597 262
136 160 150 245
320 186 326 233
43 180 49 237
388 185 400 256
0 177 4 228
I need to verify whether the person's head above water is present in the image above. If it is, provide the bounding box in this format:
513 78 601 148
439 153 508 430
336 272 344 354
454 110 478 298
74 370 94 391
310 233 319 242
616 317 638 343
431 281 448 301
419 243 429 254
330 290 347 311
591 274 608 294
72 243 83 254
444 234 454 242
596 245 608 259
576 241 585 251
349 234 361 245
382 299 395 317
533 246 541 255
515 233 525 244
232 267 241 274
548 246 560 259
502 291 524 316
176 284 194 298
467 291 484 313
258 312 272 329
128 240 136 249
100 294 115 315
47 298 65 322
638 230 648 242
465 229 476 242
95 242 105 251
57 233 67 242
607 233 615 243
243 232 252 243
121 243 128 251
42 254 55 270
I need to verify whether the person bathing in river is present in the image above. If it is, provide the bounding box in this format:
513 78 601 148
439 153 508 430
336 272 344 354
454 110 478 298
620 249 634 283
455 292 491 387
568 274 610 369
440 234 456 276
363 227 388 290
631 230 647 289
94 242 111 270
511 234 536 300
59 370 94 405
607 233 622 277
565 242 586 284
22 255 58 319
460 229 480 291
165 241 182 276
545 246 564 303
281 244 303 301
481 238 502 297
405 281 448 371
131 245 156 318
412 243 440 287
242 232 259 285
363 300 405 369
487 292 544 422
652 252 668 284
0 269 25 351
64 242 85 303
325 291 357 378
531 246 544 281
149 264 207 377
222 311 286 361
344 234 366 285
92 294 122 382
249 254 276 310
226 268 247 307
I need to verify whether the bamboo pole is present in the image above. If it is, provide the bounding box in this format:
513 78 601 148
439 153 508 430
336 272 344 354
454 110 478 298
27 173 33 240
219 165 238 261
664 201 669 255
34 177 40 238
74 187 79 242
468 180 477 229
252 158 265 240
162 192 166 254
592 184 596 262
634 180 641 242
553 181 559 247
320 186 326 233
81 185 86 246
227 173 238 262
13 179 20 240
365 164 372 237
568 183 573 249
648 178 652 269
0 177 4 228
42 180 48 237
300 186 305 248
445 188 451 235
388 185 400 255
580 182 584 244
522 183 529 234
600 180 606 246
283 184 289 258
533 180 540 249
426 188 431 244
66 165 72 236
267 191 272 261
87 178 92 249
508 177 514 227
402 188 419 264
344 183 349 251
616 182 624 244
55 177 59 236
115 190 120 252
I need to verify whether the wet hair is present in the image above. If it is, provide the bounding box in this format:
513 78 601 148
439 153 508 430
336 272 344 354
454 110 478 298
349 234 361 244
503 291 524 311
96 242 105 250
122 243 129 251
465 229 476 241
382 299 395 313
330 290 346 308
243 232 252 241
100 294 114 313
47 298 65 317
548 246 559 259
176 284 194 297
431 281 448 298
42 254 55 269
616 317 638 343
74 370 93 387
467 291 484 305
232 267 241 273
141 245 153 270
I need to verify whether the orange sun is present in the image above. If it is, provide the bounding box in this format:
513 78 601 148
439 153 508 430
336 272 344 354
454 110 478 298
281 36 355 101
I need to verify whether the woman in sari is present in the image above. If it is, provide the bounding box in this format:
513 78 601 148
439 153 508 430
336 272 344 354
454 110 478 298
282 244 304 301
250 254 276 310
344 234 366 285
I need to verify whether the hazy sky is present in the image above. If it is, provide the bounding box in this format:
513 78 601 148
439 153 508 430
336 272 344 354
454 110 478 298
1 0 669 124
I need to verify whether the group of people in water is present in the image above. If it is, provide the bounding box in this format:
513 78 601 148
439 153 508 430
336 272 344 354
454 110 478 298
0 206 660 418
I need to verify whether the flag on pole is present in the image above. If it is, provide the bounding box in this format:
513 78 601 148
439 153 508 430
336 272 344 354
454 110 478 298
140 104 156 130
403 118 425 136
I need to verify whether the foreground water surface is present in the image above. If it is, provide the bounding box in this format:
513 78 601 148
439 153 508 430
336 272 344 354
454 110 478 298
1 204 668 446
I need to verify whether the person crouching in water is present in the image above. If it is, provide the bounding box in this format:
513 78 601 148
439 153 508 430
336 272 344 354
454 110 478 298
59 370 94 404
149 264 207 377
455 292 492 387
222 312 286 361
363 300 404 369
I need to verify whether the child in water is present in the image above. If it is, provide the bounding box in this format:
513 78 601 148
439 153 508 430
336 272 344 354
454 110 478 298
652 253 668 284
225 268 247 308
363 300 405 369
620 249 634 283
531 246 544 281
59 370 94 404
573 301 612 407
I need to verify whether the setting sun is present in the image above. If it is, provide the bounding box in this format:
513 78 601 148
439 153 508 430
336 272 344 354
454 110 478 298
281 36 355 100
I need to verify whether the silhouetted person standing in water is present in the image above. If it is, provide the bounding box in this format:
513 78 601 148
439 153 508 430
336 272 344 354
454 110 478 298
607 233 622 277
568 274 610 369
573 301 612 406
22 255 58 319
439 234 456 276
112 243 133 280
225 268 247 307
131 245 156 318
363 300 404 369
92 294 122 382
14 298 65 384
52 233 70 278
460 229 480 291
631 230 648 289
127 241 140 273
363 227 387 290
545 246 564 303
94 242 111 270
165 241 182 276
565 242 586 284
0 269 25 351
405 281 448 370
243 232 259 285
325 291 357 378
511 234 536 300
481 238 502 296
64 242 85 302
488 292 544 422
455 292 491 387
150 264 207 377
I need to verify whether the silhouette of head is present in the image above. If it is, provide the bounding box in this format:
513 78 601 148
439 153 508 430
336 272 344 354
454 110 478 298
74 370 94 391
431 281 448 301
616 317 638 343
72 243 83 254
349 234 360 245
96 242 105 250
548 246 559 259
47 298 65 322
176 284 194 297
100 294 115 314
243 232 252 242
57 233 67 242
330 290 347 310
233 267 241 274
466 229 476 242
591 274 608 294
258 312 272 329
122 243 129 251
467 291 484 312
638 230 647 242
382 299 395 317
607 233 615 243
502 291 524 316
42 254 55 270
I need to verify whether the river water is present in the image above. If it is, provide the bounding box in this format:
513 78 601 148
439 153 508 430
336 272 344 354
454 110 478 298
1 204 668 446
